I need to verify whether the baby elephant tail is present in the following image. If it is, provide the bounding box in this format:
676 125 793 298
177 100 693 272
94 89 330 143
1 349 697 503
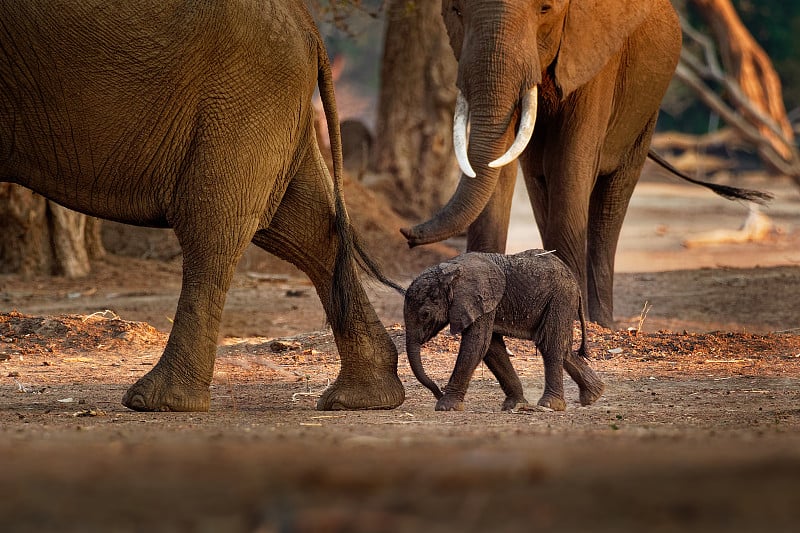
576 296 590 360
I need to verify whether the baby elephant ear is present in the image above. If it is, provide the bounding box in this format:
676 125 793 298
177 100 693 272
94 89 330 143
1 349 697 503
447 254 506 335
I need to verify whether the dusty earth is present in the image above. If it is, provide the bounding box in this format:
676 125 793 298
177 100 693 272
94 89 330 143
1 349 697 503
2 170 800 531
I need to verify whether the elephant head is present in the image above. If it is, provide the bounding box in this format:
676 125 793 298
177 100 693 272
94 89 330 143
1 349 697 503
404 254 505 399
401 0 654 247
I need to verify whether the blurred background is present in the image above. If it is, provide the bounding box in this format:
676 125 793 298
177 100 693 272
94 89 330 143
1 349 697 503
2 0 799 279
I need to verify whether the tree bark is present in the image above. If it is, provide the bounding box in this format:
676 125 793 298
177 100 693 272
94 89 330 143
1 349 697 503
0 184 50 277
0 184 103 278
373 0 459 220
689 0 797 165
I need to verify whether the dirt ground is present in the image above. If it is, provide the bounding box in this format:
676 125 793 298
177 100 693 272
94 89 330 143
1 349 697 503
2 170 800 531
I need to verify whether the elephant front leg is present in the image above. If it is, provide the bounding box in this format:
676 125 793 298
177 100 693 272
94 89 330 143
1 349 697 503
483 334 528 411
123 222 254 412
122 286 218 412
437 315 494 411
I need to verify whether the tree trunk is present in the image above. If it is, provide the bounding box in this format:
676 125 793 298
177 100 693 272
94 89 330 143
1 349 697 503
689 0 797 166
373 0 459 220
0 184 103 278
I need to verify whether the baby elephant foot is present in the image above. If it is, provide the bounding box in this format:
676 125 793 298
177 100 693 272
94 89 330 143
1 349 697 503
565 358 605 406
501 396 528 411
579 379 605 406
122 367 211 412
435 394 465 411
537 393 566 412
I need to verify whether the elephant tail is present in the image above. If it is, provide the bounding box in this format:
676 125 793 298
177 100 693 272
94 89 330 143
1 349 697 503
576 295 590 360
647 150 772 205
315 41 404 332
315 42 406 307
315 40 356 332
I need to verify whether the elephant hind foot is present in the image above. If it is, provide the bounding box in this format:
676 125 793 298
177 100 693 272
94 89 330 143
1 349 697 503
537 393 566 412
435 394 465 411
317 372 405 410
122 369 211 412
564 357 605 406
501 396 528 411
579 379 605 406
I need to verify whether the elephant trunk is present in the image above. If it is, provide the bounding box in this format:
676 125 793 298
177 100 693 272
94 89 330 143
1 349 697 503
406 340 443 399
401 83 539 248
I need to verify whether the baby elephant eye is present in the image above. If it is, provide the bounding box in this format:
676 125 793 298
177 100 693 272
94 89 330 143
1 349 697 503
540 3 552 15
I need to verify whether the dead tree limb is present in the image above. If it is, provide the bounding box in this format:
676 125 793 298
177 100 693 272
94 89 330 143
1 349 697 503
679 0 800 186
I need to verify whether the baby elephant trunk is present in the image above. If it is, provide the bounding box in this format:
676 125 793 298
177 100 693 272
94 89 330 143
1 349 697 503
406 341 443 399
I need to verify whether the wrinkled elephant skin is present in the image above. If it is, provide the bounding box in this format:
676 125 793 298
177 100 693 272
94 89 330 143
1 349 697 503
403 0 682 328
404 249 604 411
0 0 403 412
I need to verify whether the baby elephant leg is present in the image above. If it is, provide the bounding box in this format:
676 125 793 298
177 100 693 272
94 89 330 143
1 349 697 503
564 353 605 406
436 315 494 411
538 346 567 411
483 334 528 411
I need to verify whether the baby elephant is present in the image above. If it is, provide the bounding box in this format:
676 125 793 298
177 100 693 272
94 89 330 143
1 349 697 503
404 249 604 411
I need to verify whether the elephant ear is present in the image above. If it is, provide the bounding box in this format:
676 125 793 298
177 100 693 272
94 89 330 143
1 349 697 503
554 0 654 97
444 254 506 335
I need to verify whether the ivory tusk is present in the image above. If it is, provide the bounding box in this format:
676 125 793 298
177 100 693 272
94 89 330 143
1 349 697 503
488 85 538 169
453 91 476 178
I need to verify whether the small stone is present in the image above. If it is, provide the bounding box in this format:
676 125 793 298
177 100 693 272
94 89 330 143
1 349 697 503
270 340 300 353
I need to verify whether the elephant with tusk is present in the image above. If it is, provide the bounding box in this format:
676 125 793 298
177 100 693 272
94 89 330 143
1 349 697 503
401 0 768 328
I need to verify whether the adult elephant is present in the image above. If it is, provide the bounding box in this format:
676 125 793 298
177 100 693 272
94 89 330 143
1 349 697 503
0 0 404 411
401 0 683 327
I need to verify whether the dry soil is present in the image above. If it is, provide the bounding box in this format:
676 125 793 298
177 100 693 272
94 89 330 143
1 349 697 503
1 171 800 532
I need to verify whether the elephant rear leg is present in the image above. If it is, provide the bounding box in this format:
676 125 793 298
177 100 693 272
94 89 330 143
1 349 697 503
564 352 604 406
536 346 567 412
483 334 528 411
252 149 403 410
565 302 604 406
536 303 578 411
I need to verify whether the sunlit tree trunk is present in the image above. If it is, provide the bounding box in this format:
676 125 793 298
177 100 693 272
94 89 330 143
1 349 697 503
373 0 459 220
0 184 104 278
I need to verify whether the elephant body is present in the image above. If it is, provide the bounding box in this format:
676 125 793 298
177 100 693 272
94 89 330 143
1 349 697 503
404 249 604 411
402 0 683 327
0 0 404 411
